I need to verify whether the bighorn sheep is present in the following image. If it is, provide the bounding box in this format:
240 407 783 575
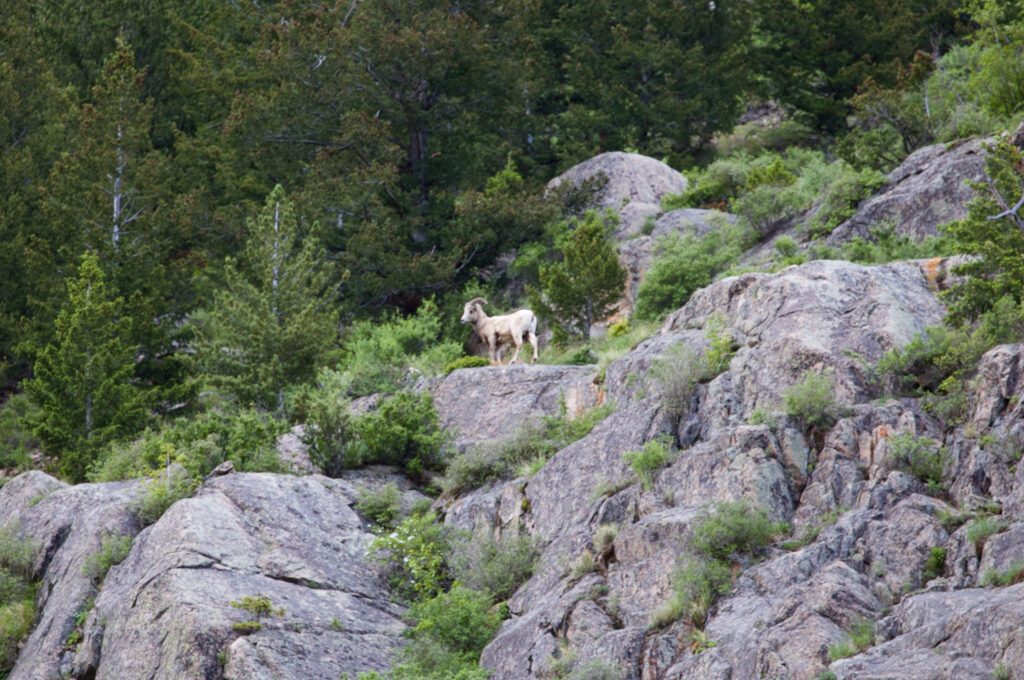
460 298 539 365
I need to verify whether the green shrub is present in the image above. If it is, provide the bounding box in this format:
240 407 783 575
804 165 886 238
828 618 875 661
747 408 777 428
91 407 287 483
0 526 36 580
564 348 598 366
442 448 503 496
443 356 491 375
371 512 450 601
622 438 673 491
287 367 354 476
661 554 733 628
350 391 446 476
133 468 198 527
0 394 39 471
922 547 947 582
783 371 840 433
386 585 499 680
593 524 619 558
0 594 36 673
356 484 403 529
840 225 949 264
634 222 749 321
230 594 283 634
993 663 1012 680
690 501 787 562
0 526 39 675
343 299 463 396
703 315 736 376
887 433 947 495
448 532 538 602
82 533 133 583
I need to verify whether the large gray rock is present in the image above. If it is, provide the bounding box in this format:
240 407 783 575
433 364 601 452
547 152 688 237
827 137 987 244
831 585 1024 679
0 471 143 680
662 259 947 414
70 472 404 680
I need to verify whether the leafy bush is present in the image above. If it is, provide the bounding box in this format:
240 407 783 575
91 407 287 483
355 483 403 529
634 222 749 321
623 438 673 491
82 533 133 583
133 468 198 527
665 555 733 628
922 547 947 582
887 433 947 495
371 511 450 601
0 394 39 471
690 501 787 562
562 659 627 680
0 526 38 675
448 532 538 602
803 165 886 238
703 315 736 376
828 618 875 661
385 585 499 680
443 356 491 375
783 371 840 434
839 225 949 264
342 299 462 396
350 391 447 476
287 367 354 476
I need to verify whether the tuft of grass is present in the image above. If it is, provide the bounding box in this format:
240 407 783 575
622 437 674 491
965 516 1006 555
690 501 789 562
82 533 133 583
569 550 596 581
330 617 344 632
887 433 947 495
443 355 491 375
593 524 619 558
780 507 846 551
133 470 198 527
828 617 875 661
980 561 1024 587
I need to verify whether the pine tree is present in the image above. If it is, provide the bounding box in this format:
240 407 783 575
196 185 340 411
534 211 626 341
24 252 148 482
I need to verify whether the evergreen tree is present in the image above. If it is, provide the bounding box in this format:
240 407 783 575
24 252 148 482
196 185 339 411
944 138 1024 324
533 211 626 340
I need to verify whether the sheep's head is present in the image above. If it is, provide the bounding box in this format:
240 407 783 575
460 298 487 325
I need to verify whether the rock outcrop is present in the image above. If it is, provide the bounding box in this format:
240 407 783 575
547 152 688 237
827 137 988 244
0 470 404 680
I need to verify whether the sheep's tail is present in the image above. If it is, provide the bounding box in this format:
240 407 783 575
528 311 538 335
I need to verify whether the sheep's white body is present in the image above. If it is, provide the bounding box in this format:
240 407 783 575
460 298 539 365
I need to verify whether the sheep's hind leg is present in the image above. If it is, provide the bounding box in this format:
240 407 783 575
527 330 539 364
509 337 522 365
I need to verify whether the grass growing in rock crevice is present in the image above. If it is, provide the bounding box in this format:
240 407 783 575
651 501 787 630
0 525 39 674
442 403 614 496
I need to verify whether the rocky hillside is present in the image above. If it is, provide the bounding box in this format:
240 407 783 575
3 141 1024 680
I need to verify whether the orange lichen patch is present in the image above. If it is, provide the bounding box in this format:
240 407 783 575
922 257 943 291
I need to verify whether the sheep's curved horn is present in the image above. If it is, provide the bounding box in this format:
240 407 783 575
468 297 488 308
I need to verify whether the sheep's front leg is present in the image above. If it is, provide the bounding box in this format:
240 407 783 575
488 337 501 366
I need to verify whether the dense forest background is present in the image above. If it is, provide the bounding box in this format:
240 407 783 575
1 0 1023 483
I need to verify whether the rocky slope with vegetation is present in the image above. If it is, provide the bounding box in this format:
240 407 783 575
6 2 1024 679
